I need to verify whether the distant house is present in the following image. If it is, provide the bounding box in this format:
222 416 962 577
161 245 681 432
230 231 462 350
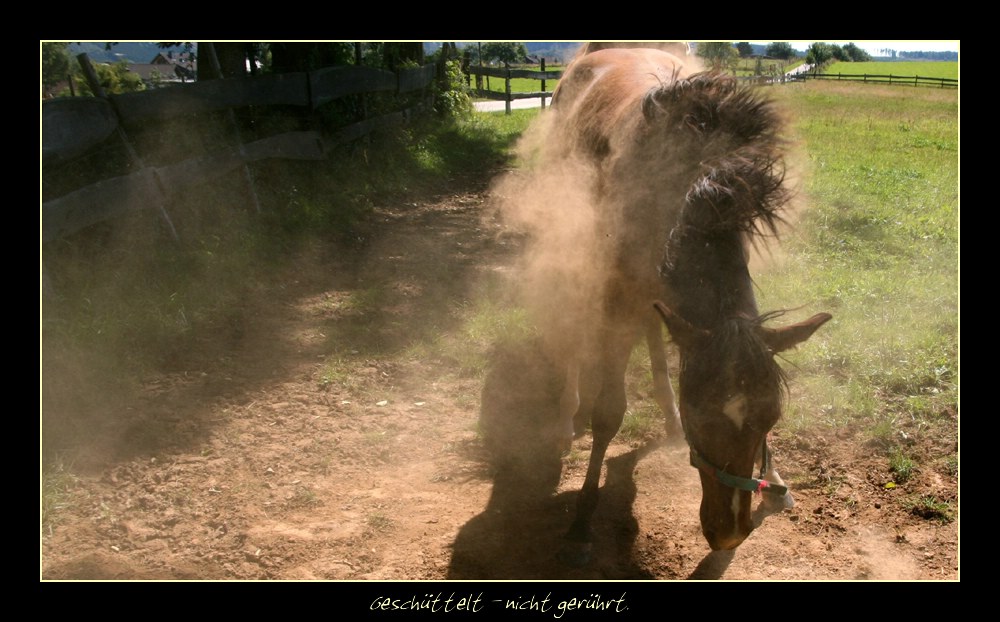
127 51 197 86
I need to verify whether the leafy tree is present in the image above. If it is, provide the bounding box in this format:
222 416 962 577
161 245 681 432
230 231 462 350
481 42 528 66
42 42 71 94
736 42 754 58
696 42 738 70
268 42 354 72
831 44 849 62
842 42 872 62
805 42 834 67
73 60 146 96
765 42 795 61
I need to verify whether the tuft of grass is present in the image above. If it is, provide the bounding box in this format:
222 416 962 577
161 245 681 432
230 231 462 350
888 448 917 483
904 495 954 523
287 486 321 509
619 403 662 444
366 512 393 532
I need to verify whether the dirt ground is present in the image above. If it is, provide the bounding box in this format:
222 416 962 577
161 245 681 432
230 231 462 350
40 173 958 585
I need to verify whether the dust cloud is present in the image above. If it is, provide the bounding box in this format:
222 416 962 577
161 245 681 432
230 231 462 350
491 117 608 362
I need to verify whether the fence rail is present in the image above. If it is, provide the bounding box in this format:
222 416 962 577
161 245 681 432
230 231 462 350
793 72 957 89
467 63 563 114
42 56 438 241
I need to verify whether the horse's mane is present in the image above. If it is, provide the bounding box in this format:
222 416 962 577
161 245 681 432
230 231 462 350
653 73 792 339
644 72 790 247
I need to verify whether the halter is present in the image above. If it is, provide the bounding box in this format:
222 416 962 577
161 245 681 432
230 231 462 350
688 437 788 497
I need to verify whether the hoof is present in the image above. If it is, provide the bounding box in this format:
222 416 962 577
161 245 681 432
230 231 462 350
558 541 593 567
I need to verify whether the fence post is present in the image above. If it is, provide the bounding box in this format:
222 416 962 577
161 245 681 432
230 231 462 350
540 58 547 109
75 53 179 241
202 43 262 214
505 63 512 115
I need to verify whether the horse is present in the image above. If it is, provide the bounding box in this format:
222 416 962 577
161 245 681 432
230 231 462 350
528 46 832 562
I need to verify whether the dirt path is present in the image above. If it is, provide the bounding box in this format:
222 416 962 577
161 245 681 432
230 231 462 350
41 175 958 584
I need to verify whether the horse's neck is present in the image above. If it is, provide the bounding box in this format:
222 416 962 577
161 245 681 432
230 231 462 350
665 231 759 328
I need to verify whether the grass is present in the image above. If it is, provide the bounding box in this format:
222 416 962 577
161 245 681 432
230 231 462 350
824 61 958 80
904 495 954 523
755 82 957 468
366 512 394 532
472 65 563 98
888 449 917 484
42 459 79 533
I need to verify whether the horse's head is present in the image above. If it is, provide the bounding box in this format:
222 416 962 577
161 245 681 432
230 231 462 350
654 301 831 550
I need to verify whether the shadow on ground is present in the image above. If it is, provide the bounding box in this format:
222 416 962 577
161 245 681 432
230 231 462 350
447 338 658 579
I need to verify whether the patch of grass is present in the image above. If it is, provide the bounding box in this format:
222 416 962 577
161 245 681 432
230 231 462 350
42 459 78 533
366 512 394 532
941 455 958 478
619 403 662 444
287 486 321 509
904 495 954 523
888 448 917 484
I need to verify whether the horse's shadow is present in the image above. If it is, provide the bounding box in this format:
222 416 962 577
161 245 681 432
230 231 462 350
446 338 657 579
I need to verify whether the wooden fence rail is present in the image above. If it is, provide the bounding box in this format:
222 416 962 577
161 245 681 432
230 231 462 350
792 72 957 89
467 63 563 114
42 59 438 241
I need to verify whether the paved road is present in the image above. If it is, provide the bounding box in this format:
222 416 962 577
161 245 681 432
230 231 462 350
473 97 551 113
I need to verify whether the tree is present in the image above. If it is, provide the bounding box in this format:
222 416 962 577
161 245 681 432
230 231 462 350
42 42 71 95
736 42 754 58
805 42 834 67
268 43 354 72
765 42 795 61
72 60 146 96
696 42 738 71
481 42 528 66
841 42 872 62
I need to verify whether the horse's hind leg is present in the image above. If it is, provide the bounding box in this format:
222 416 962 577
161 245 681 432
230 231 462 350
560 330 632 566
646 312 683 442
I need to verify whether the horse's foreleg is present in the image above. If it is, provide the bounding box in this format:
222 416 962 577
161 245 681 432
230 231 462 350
646 312 683 442
560 331 631 566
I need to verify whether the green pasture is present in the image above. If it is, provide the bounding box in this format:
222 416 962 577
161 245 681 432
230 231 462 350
824 61 958 80
472 66 563 98
758 82 957 455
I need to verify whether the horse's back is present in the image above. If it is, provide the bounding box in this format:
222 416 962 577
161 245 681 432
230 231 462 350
552 47 693 159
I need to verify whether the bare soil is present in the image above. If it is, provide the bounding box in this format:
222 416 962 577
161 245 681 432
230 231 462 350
41 174 958 584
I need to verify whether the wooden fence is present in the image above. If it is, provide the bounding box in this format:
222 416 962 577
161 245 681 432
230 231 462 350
42 50 438 243
792 72 957 89
467 62 563 114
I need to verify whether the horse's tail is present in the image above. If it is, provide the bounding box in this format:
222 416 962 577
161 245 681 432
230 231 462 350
643 72 789 240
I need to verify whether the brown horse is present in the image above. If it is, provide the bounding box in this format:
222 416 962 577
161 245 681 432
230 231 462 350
534 47 831 562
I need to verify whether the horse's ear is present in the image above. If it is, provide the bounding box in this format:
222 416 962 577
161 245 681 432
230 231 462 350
760 313 832 354
653 301 710 350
